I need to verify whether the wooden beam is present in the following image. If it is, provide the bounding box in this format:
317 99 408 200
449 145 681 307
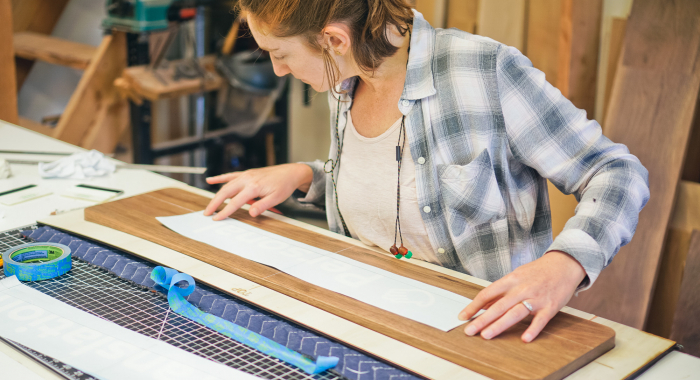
53 33 127 153
557 0 603 118
0 0 18 124
567 0 700 329
13 32 96 70
10 0 70 90
477 0 528 51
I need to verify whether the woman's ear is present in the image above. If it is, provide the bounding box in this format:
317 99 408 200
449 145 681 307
322 23 352 55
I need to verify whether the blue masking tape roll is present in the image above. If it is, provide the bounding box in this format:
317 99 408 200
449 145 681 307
3 242 72 281
151 266 339 374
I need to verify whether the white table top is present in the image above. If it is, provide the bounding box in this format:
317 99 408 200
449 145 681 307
0 120 698 380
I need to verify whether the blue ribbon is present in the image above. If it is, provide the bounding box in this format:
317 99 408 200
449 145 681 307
151 266 339 375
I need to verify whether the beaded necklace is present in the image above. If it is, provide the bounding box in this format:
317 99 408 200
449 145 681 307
324 29 413 260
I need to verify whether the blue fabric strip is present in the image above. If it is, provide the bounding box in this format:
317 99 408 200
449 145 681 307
151 266 339 375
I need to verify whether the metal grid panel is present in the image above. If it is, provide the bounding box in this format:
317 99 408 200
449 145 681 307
0 225 342 380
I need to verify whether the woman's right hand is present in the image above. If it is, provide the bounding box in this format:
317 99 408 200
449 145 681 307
204 163 313 220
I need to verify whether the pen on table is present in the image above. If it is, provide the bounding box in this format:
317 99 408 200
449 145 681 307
50 207 87 216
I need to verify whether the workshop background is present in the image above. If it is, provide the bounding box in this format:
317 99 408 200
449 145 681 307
0 0 698 360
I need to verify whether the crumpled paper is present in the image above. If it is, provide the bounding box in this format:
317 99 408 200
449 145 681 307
38 150 116 179
0 159 11 179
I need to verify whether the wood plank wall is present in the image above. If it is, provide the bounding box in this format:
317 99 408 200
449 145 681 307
0 0 18 124
568 0 700 329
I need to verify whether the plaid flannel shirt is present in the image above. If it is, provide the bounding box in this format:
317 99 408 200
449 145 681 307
300 10 649 288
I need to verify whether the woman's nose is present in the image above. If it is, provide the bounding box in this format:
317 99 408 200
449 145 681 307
272 61 290 77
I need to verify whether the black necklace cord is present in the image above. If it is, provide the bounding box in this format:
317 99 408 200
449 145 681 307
328 26 413 254
390 116 412 259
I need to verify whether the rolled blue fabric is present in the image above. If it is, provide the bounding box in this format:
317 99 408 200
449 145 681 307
151 266 339 375
3 243 72 281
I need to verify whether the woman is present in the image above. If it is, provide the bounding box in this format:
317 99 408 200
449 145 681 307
204 0 649 342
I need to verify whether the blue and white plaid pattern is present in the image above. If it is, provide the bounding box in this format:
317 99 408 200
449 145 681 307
301 10 649 289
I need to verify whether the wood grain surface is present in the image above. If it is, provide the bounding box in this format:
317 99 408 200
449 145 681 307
0 0 18 124
669 230 700 358
85 188 615 380
13 31 96 70
567 0 700 329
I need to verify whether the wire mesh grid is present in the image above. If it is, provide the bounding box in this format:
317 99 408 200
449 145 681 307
0 225 343 380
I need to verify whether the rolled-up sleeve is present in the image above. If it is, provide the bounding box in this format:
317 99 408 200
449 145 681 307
296 160 327 207
496 45 650 289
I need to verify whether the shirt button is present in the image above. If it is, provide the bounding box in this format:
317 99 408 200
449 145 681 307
417 157 426 165
401 99 410 107
438 248 445 254
423 206 431 213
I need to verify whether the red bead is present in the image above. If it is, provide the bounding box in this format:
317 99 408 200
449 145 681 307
398 246 408 256
390 245 398 255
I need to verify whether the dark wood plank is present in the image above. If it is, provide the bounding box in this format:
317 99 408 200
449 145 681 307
669 230 700 357
85 188 615 380
567 0 700 330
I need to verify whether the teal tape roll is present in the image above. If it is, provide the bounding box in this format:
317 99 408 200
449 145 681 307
151 266 339 375
3 243 72 281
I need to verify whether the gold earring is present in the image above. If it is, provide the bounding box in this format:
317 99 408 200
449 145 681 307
334 50 342 56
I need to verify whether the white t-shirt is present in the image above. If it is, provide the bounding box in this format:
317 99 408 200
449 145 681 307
336 112 438 263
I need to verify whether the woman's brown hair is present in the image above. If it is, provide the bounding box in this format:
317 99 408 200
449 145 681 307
238 0 414 92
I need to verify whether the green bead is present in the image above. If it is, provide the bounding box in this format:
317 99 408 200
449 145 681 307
405 251 413 259
395 254 403 259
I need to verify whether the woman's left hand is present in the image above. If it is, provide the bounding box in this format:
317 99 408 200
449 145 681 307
458 250 587 342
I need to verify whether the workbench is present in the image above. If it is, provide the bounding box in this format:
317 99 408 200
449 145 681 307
0 120 698 379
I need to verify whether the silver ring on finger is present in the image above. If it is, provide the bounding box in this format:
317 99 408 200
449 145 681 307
522 300 534 313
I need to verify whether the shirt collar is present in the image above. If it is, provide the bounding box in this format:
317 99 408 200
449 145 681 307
335 10 436 106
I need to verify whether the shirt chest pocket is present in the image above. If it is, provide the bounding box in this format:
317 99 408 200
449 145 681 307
437 149 507 237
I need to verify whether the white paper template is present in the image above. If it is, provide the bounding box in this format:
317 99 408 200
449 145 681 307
0 276 256 380
158 212 481 331
0 185 52 206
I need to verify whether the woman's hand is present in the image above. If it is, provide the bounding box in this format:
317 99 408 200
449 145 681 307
204 163 313 220
458 250 586 342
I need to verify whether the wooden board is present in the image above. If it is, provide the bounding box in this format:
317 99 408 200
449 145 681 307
118 55 224 101
52 32 128 152
527 0 562 83
446 0 479 34
0 0 18 124
669 229 700 358
13 31 96 70
477 0 527 51
85 188 615 380
567 0 700 329
602 17 626 128
556 0 603 118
